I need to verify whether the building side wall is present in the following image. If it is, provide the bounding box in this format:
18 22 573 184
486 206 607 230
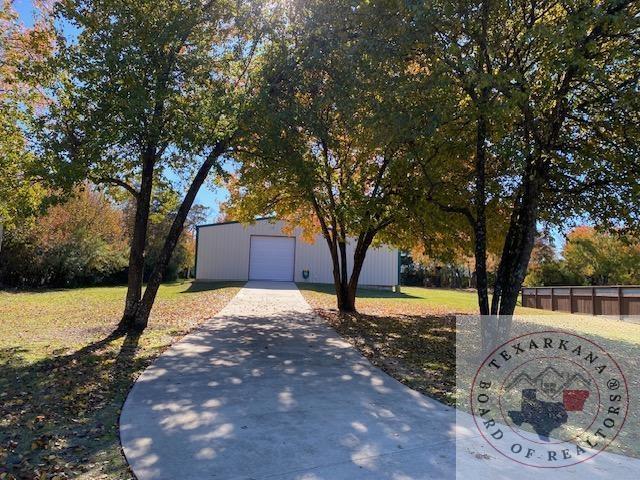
196 220 398 286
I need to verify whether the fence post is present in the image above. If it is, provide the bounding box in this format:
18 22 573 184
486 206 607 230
550 287 555 311
569 287 573 314
618 286 623 320
535 288 539 309
592 287 597 315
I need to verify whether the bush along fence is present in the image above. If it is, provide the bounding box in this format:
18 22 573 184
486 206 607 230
521 286 640 319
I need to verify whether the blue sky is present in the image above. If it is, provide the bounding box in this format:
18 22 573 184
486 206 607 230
13 0 34 25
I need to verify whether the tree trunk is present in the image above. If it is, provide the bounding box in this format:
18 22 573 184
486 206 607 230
474 111 501 353
334 238 356 312
322 231 344 311
323 231 374 314
491 164 542 318
132 143 227 331
474 0 495 354
474 113 490 316
327 240 353 312
335 280 354 312
119 154 155 331
310 191 379 314
338 239 348 290
479 158 543 353
344 231 374 312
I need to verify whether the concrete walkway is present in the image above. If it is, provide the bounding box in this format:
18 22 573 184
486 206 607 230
120 282 640 479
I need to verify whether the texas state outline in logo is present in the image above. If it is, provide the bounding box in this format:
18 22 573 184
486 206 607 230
470 330 629 468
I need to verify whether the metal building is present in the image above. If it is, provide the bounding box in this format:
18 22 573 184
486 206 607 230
195 218 399 288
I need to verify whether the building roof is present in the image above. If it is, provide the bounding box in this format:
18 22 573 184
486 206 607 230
196 217 276 229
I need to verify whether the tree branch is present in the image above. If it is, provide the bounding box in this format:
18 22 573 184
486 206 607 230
100 177 139 198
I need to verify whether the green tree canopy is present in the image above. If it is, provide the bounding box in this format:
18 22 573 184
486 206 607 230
40 0 269 330
0 1 54 235
563 227 640 285
227 0 432 311
524 227 640 286
405 0 640 328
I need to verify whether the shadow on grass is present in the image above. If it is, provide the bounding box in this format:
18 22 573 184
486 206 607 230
296 282 420 300
316 308 457 404
0 328 144 478
181 281 246 294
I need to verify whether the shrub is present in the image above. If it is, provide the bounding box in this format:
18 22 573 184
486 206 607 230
0 188 128 287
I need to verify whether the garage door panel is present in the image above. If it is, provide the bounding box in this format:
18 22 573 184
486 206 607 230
249 236 295 281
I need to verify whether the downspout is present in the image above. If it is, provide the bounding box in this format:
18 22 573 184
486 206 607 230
396 250 402 293
194 226 199 280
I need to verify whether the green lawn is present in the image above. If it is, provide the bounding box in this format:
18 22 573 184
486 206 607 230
297 283 543 315
298 283 640 342
0 281 242 480
400 286 485 311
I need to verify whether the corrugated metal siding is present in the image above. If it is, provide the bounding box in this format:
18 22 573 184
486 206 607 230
196 220 398 286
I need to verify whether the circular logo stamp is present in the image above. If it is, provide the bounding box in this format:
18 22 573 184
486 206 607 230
470 330 628 468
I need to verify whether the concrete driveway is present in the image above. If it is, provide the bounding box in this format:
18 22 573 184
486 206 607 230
120 281 640 479
120 281 456 479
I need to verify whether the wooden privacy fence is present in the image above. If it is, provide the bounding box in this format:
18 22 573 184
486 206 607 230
521 286 640 318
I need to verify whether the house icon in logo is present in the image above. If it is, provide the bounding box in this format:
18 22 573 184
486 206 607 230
506 366 591 401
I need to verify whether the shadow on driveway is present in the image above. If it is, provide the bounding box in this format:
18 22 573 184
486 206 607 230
120 282 456 480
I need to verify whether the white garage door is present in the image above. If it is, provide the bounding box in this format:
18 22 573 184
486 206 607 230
249 236 295 281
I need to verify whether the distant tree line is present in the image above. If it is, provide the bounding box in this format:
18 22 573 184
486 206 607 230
401 259 475 289
401 226 640 289
0 186 199 288
525 228 640 287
